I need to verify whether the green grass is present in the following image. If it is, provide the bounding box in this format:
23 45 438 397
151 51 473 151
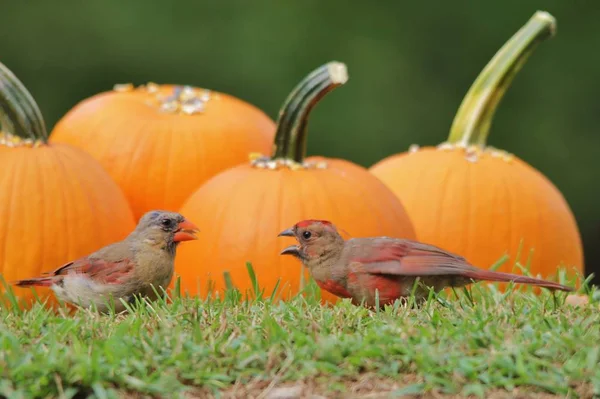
0 264 599 399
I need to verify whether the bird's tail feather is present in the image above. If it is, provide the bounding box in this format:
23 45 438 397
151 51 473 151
12 277 55 288
463 269 574 292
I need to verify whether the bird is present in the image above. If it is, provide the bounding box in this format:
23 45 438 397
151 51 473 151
278 219 574 307
13 210 199 312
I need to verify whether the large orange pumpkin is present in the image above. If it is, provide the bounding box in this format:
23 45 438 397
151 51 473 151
0 62 136 308
50 82 276 220
370 12 583 284
175 62 416 303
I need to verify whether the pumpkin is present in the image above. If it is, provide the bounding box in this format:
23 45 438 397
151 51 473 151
370 11 583 285
49 82 276 220
0 61 136 308
175 62 416 303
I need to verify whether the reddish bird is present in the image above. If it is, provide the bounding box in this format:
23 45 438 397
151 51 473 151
278 219 574 307
13 211 199 312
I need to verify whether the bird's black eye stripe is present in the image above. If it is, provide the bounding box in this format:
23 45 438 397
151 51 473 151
302 231 312 239
161 218 173 227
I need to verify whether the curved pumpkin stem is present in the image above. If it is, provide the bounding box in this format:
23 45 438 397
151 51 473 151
447 11 556 148
271 62 348 163
0 61 48 144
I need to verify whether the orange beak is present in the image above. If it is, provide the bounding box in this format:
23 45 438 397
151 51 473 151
173 219 200 242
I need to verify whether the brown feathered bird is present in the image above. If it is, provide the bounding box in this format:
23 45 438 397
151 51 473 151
279 219 574 307
13 210 199 312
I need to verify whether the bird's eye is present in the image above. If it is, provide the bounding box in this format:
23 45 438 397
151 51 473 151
302 231 312 240
161 218 173 228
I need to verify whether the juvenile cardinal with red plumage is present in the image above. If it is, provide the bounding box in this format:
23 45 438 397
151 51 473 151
13 210 199 312
279 219 574 307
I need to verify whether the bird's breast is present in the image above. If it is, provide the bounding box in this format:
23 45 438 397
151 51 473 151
315 279 353 299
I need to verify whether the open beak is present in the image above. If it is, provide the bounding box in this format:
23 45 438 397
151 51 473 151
278 226 300 257
280 244 301 257
173 219 200 242
278 227 295 237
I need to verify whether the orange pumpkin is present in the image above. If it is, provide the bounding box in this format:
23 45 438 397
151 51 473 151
370 12 583 284
0 62 136 308
175 62 416 303
50 82 276 220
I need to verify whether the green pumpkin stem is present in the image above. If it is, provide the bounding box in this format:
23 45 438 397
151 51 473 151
0 61 48 143
447 11 556 148
271 62 348 163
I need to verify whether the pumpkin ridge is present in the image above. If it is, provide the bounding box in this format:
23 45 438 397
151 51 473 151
464 158 472 259
434 164 453 247
521 162 542 274
53 146 84 260
136 120 160 217
249 177 269 263
90 112 118 161
275 170 288 286
63 146 116 247
191 127 204 202
329 164 382 234
313 169 338 223
162 123 174 210
353 169 391 233
33 150 46 272
501 157 516 272
292 172 309 291
405 153 426 227
1 152 19 282
210 170 254 290
104 113 140 194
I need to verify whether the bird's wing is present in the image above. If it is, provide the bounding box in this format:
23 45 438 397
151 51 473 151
348 238 478 277
47 256 136 285
43 241 135 281
346 238 573 292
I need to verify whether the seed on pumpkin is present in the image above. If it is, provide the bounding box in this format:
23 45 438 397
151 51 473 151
145 82 160 93
408 144 420 153
180 86 197 102
501 153 514 163
160 101 179 113
464 145 481 163
466 144 479 153
465 151 479 163
181 98 205 115
248 152 264 162
201 89 211 102
163 87 183 104
436 142 454 151
113 83 134 92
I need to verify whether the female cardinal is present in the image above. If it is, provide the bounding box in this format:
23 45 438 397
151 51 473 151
278 219 574 307
13 210 199 312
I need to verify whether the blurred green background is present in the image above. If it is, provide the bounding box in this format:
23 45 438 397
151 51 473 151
1 1 598 283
